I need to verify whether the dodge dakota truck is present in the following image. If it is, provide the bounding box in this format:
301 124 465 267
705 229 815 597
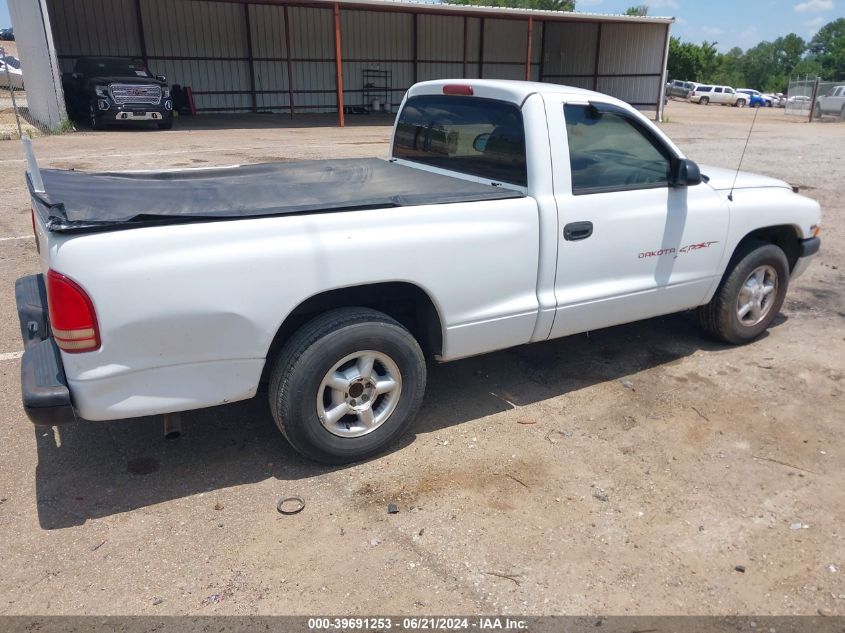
17 79 822 464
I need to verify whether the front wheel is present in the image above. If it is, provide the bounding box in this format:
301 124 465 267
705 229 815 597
698 241 789 345
814 103 822 119
268 308 427 464
88 103 102 130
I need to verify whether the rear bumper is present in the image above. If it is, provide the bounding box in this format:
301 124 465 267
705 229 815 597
15 274 76 426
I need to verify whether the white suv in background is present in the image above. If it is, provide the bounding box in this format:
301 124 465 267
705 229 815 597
689 85 747 107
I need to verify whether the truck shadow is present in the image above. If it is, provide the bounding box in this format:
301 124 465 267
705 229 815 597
33 311 783 529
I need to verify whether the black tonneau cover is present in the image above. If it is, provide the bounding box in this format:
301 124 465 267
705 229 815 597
34 158 525 234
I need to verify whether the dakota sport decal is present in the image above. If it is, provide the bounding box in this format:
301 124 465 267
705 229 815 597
638 241 720 259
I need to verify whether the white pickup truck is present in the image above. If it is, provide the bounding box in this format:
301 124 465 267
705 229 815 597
17 79 822 464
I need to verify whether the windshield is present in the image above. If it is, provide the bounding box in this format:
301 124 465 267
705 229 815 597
75 58 151 77
393 95 527 187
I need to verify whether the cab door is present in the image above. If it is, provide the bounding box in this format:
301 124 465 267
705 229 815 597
544 97 730 339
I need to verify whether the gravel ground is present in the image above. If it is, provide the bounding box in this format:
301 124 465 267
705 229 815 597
0 101 842 616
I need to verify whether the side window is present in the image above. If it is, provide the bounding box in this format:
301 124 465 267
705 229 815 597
714 87 723 93
564 104 673 195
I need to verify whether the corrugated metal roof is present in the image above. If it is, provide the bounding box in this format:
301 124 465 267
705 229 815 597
246 0 675 24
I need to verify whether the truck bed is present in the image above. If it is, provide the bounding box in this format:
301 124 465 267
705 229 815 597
33 158 525 233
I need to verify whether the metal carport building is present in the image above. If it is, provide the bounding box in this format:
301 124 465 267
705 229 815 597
9 0 673 129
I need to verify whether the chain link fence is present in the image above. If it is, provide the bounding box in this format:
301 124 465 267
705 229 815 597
1 43 71 140
785 76 845 121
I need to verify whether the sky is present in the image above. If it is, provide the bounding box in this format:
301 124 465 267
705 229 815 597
584 0 841 50
0 0 841 51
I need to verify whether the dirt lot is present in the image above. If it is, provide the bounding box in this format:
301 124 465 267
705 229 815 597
0 101 843 616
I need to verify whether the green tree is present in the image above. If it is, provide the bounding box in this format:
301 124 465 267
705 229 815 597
809 18 845 79
444 0 575 9
712 47 745 87
625 5 649 16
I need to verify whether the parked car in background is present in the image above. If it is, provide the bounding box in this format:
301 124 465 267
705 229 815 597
0 28 14 41
689 85 747 107
787 95 812 110
62 57 173 130
737 89 771 108
666 79 696 99
0 54 24 90
814 85 845 119
766 93 786 108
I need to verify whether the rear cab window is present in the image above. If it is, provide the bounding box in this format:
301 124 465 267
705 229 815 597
392 95 527 187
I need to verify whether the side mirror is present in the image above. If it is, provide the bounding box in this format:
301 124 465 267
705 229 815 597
472 132 490 152
671 158 702 187
156 74 166 83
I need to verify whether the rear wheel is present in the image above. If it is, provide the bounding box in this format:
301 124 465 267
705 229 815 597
840 105 845 120
700 96 710 105
698 241 789 345
268 308 427 464
736 98 747 108
814 103 822 119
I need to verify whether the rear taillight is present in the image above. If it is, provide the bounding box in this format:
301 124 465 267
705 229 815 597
47 269 100 353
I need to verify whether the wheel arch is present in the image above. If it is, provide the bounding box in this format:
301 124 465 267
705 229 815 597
260 281 445 384
732 224 803 271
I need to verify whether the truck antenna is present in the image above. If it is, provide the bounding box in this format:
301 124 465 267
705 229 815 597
728 105 760 202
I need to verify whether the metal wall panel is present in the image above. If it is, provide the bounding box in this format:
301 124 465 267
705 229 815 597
598 23 666 75
542 22 598 77
47 0 140 59
543 76 594 90
342 10 412 61
483 19 525 64
418 62 464 82
289 6 334 61
597 76 661 106
418 14 463 62
466 18 481 64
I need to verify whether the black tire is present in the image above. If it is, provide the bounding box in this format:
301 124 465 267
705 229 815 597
814 103 822 119
268 307 426 464
157 118 173 130
736 98 746 108
88 103 102 130
700 96 710 105
840 105 845 120
698 240 790 345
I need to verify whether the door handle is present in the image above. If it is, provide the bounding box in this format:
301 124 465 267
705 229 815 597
563 221 593 241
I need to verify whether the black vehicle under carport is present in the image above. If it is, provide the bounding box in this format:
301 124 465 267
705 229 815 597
62 57 173 130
